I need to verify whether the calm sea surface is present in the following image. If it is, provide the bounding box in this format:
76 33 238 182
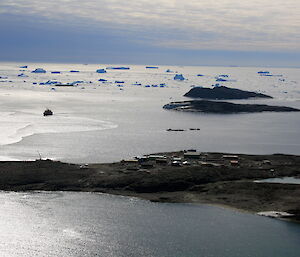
0 63 300 256
0 62 299 162
1 191 300 257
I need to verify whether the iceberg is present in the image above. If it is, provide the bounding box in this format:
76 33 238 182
18 73 28 77
96 69 106 73
166 69 173 73
98 79 107 82
106 67 130 70
132 82 142 86
146 66 158 69
31 68 46 73
115 81 124 83
216 78 228 82
70 70 80 72
174 74 185 81
51 71 61 74
71 81 84 85
257 71 270 74
197 74 204 76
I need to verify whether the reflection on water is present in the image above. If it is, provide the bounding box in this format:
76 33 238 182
0 191 299 257
255 177 300 184
0 63 299 162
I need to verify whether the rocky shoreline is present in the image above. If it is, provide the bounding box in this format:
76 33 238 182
184 86 272 99
163 100 300 114
0 151 299 222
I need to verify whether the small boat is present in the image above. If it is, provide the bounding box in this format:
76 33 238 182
43 109 53 116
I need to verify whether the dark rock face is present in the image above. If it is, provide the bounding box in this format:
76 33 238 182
163 100 300 114
43 109 53 116
184 86 272 99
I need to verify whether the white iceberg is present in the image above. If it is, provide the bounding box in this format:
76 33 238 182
31 68 46 73
96 69 107 73
174 74 185 81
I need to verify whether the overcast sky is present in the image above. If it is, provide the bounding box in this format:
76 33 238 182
1 0 299 67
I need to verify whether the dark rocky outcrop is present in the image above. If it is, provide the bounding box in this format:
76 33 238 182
163 100 300 114
184 86 272 99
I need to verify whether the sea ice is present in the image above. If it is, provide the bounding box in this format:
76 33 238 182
174 74 185 81
96 69 106 73
32 68 46 73
18 73 28 77
216 78 228 82
106 67 130 70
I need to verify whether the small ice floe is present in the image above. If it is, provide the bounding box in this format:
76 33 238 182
51 71 61 74
146 66 159 69
115 81 124 83
166 69 173 73
71 80 84 84
19 65 28 68
145 85 151 88
212 83 221 87
151 84 158 87
197 74 204 76
262 74 283 77
218 74 229 77
132 82 142 86
96 69 106 73
32 68 46 73
257 211 294 219
70 70 80 72
174 74 185 81
216 78 228 82
257 71 270 74
106 67 130 70
18 73 28 77
40 80 61 85
54 83 74 87
98 79 107 82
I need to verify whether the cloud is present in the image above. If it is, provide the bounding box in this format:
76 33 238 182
0 0 299 52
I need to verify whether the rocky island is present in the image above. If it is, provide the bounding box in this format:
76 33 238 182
0 152 299 222
184 86 272 99
163 100 300 114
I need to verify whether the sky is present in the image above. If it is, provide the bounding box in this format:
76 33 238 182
0 0 299 67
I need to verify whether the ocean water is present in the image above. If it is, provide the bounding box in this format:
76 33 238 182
255 177 300 184
0 62 299 163
0 191 299 257
0 63 300 256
